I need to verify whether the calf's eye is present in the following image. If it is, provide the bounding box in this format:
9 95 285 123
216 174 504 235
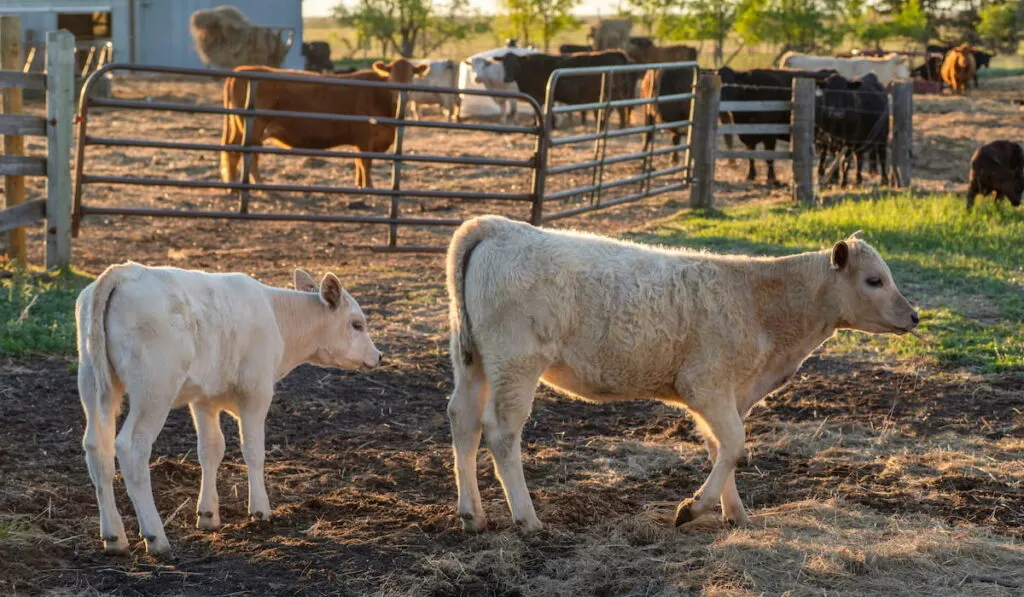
352 321 365 331
866 277 883 287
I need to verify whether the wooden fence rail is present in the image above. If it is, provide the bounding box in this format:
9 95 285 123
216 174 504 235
689 74 914 208
0 17 74 269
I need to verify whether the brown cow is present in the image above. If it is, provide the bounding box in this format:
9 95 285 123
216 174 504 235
641 65 696 164
967 140 1024 210
220 58 428 189
940 44 976 94
626 38 698 64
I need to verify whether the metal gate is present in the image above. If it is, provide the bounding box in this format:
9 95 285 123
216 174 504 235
539 61 698 222
72 61 699 252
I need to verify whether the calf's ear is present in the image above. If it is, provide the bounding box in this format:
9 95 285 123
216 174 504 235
846 230 864 240
372 60 390 76
319 273 343 311
294 269 318 293
831 241 850 271
414 63 430 76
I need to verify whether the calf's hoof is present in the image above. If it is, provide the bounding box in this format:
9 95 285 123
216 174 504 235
459 512 487 533
197 511 220 531
249 510 271 523
674 498 701 527
514 517 543 534
103 535 129 555
143 535 171 557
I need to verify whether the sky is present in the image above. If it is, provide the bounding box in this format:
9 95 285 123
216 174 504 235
303 0 619 17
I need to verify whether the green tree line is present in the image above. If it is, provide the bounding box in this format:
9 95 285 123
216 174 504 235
331 0 1023 60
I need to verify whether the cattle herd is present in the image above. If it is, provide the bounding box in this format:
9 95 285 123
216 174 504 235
68 7 1021 558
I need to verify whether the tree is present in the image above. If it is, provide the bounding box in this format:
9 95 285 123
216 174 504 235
977 1 1020 52
660 0 736 65
500 0 580 51
734 0 846 59
334 0 489 58
620 0 677 38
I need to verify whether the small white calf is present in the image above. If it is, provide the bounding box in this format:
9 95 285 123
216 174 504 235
76 263 381 556
409 58 460 122
467 55 520 124
445 216 918 532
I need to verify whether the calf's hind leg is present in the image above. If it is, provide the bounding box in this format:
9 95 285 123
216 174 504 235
79 361 129 554
447 357 489 531
190 403 225 531
483 358 547 532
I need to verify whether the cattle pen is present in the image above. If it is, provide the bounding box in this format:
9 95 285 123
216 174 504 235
4 44 914 261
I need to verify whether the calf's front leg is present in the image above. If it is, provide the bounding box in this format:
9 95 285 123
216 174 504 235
675 388 746 526
236 386 274 521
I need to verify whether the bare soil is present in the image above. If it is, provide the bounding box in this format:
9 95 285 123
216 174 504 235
2 74 1023 596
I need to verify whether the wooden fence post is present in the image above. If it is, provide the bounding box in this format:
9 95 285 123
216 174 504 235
1 16 27 262
791 77 816 205
689 71 721 209
891 81 913 188
45 30 74 269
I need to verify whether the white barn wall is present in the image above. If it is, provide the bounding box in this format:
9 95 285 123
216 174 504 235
2 0 302 70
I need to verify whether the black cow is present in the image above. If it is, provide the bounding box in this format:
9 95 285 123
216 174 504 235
717 67 835 185
814 73 889 187
911 55 943 83
301 41 333 73
493 50 634 129
640 64 696 164
967 140 1024 209
560 44 593 54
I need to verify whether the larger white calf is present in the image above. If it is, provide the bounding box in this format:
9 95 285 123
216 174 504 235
445 216 919 532
76 263 381 555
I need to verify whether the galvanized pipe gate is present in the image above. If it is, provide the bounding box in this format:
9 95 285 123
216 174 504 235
71 61 700 252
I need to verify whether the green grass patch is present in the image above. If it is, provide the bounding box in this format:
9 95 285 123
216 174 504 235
630 193 1024 372
977 67 1024 79
1 263 93 357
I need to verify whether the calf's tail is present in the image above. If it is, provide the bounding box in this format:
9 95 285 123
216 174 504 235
445 216 508 367
85 263 131 416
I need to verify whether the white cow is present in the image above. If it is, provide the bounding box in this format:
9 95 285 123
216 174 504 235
463 47 538 124
445 216 919 532
76 263 381 556
779 52 910 85
409 58 460 122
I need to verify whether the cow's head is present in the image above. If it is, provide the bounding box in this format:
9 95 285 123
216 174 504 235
488 53 517 83
294 269 382 372
373 58 430 83
827 233 919 335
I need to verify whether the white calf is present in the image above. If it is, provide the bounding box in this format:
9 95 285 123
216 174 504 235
76 263 381 555
467 56 520 124
409 58 460 122
445 216 918 532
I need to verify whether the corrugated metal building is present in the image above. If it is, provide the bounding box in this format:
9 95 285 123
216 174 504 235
1 0 304 70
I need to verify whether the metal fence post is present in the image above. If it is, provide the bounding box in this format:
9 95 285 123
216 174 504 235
45 30 74 269
387 90 408 247
791 77 816 205
891 81 912 188
1 16 27 262
238 79 258 213
689 72 721 209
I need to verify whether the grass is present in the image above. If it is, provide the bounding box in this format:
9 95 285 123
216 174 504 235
978 66 1024 79
630 193 1024 372
0 262 93 357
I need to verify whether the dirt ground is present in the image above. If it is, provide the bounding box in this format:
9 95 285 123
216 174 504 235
2 74 1023 596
